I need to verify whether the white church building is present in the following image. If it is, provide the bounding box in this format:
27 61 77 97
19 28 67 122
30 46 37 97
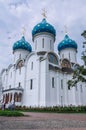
0 18 86 107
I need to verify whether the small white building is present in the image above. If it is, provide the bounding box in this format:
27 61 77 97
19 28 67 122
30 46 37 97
0 18 86 107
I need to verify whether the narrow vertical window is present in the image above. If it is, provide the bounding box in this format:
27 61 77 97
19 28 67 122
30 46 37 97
61 96 63 106
19 82 21 87
42 38 44 48
52 77 54 88
30 79 33 90
62 54 64 59
75 53 76 62
80 85 83 92
35 40 37 50
50 40 52 49
10 72 12 78
75 84 78 91
19 68 21 75
61 79 63 89
19 54 21 59
9 85 11 89
31 62 33 70
69 52 70 61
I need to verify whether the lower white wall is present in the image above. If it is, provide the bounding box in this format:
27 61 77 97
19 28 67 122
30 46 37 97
1 53 86 107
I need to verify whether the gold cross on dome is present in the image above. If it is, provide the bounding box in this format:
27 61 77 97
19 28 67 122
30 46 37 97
64 25 68 34
42 8 47 18
22 26 26 36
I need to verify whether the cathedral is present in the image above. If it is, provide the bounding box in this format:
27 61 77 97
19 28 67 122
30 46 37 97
0 17 86 108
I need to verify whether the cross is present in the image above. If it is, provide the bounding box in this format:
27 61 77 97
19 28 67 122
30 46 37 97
42 8 47 18
22 26 26 36
64 25 68 34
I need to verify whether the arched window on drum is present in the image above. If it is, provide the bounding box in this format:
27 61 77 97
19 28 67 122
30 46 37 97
61 59 71 68
16 60 23 74
48 53 58 65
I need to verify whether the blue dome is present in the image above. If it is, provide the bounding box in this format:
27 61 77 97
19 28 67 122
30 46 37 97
58 35 78 51
32 18 56 38
13 36 32 52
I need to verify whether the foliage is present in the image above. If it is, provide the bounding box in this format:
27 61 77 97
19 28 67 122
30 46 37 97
68 65 86 89
82 55 86 65
0 110 24 116
15 105 86 113
67 30 86 89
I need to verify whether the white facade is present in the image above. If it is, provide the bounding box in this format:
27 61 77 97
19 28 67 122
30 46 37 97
59 48 77 63
0 18 86 107
33 33 55 53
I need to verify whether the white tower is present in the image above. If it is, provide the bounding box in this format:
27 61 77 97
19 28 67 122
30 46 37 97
32 18 56 54
13 36 32 64
58 34 78 63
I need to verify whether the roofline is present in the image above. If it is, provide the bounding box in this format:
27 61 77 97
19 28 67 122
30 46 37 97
32 32 56 42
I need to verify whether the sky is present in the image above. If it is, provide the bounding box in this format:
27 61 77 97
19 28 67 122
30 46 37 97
0 0 86 72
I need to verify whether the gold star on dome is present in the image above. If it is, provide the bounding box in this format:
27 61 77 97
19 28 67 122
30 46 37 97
42 8 47 18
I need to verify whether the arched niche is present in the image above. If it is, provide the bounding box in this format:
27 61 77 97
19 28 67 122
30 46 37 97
61 59 71 68
48 52 58 65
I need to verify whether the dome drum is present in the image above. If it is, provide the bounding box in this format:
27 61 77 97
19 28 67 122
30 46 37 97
32 32 55 42
58 35 78 52
32 18 56 41
13 36 32 52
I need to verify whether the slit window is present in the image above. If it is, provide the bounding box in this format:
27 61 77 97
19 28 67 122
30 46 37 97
19 68 21 75
50 40 52 49
30 79 33 90
52 77 55 88
69 52 70 60
19 54 21 59
80 85 83 92
19 82 21 87
35 40 37 50
75 84 78 91
61 79 63 89
9 85 11 89
31 62 33 70
42 38 44 48
10 72 12 78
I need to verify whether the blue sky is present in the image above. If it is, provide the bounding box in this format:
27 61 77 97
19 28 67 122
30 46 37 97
0 0 86 72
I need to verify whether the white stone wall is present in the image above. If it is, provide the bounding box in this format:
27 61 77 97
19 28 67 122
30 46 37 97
0 75 2 102
23 54 39 107
59 48 77 63
1 70 7 90
47 71 58 106
1 51 86 107
13 49 29 64
14 66 25 89
0 32 86 107
34 34 55 52
7 66 14 89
